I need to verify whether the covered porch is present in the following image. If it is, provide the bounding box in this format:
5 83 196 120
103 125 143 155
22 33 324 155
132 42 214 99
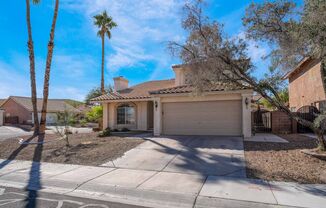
102 99 154 132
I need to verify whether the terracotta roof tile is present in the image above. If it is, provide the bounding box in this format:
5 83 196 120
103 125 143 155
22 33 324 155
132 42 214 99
91 79 175 101
149 83 249 95
92 79 250 101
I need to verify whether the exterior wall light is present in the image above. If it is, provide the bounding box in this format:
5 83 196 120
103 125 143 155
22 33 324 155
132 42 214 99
245 97 249 107
154 101 158 109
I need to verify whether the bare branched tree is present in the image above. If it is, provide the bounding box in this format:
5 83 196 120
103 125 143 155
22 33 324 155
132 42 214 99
169 0 326 151
243 0 326 83
54 109 77 147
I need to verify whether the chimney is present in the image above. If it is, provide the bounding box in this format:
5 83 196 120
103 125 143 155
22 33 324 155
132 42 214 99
114 76 129 91
172 65 185 86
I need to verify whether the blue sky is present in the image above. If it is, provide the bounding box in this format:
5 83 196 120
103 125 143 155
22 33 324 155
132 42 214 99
0 0 284 101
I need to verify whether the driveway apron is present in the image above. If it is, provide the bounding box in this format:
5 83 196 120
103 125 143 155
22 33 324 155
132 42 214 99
102 135 246 178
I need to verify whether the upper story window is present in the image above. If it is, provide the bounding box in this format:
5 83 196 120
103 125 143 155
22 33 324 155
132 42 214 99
117 104 136 125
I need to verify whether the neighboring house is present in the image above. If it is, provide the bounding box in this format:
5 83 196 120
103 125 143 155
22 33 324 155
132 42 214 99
284 58 325 111
92 65 253 137
0 96 80 125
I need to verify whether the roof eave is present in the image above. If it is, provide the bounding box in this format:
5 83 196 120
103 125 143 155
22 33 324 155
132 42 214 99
150 89 253 97
91 97 154 103
282 57 313 80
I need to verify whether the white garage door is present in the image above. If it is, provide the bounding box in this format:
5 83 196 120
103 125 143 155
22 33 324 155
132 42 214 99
162 100 242 136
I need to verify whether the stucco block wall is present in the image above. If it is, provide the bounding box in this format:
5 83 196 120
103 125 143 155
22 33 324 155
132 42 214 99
1 99 31 124
271 111 293 133
289 60 325 110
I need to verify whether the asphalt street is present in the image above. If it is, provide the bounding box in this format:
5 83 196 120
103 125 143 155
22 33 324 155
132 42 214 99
0 186 148 208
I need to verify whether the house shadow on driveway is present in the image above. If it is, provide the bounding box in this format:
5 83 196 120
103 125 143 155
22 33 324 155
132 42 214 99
104 135 246 179
102 135 326 199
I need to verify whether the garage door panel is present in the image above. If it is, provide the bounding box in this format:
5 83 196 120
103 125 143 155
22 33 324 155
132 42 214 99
162 101 242 136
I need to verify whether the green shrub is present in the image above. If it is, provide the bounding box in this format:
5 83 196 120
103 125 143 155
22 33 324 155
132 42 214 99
98 127 111 137
80 119 88 127
86 106 103 123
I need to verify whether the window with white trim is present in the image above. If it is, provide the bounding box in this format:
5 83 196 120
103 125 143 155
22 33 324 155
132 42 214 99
117 104 136 125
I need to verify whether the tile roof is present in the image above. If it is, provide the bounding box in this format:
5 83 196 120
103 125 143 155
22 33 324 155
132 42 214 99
0 96 80 113
91 79 175 101
149 82 249 95
92 79 250 101
0 99 5 106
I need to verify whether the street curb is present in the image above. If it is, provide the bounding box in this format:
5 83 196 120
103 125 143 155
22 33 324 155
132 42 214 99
0 179 304 208
195 196 298 208
0 179 196 208
67 187 196 208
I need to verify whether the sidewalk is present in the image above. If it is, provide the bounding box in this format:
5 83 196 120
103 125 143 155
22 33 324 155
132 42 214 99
0 159 325 208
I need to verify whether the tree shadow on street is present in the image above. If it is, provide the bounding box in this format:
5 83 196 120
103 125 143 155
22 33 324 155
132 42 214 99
24 134 44 208
0 135 37 169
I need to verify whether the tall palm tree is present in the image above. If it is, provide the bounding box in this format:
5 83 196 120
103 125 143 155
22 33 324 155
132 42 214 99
39 0 59 134
93 11 117 94
26 0 40 135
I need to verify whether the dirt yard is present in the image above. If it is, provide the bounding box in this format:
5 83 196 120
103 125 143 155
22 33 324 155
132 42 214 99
0 133 144 166
245 134 326 184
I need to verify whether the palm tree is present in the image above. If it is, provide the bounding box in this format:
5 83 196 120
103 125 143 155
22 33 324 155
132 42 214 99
26 0 40 135
39 0 59 134
93 11 117 94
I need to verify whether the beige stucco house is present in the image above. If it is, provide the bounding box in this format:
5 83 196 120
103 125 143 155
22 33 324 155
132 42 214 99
92 65 253 137
284 58 325 111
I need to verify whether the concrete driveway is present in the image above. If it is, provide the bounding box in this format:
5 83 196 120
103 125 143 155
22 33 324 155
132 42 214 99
102 135 246 177
0 126 32 141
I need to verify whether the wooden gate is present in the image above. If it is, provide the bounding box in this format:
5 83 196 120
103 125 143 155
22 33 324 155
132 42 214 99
252 109 272 133
4 116 19 124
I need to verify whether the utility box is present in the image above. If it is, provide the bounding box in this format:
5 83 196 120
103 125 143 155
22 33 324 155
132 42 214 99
0 109 3 126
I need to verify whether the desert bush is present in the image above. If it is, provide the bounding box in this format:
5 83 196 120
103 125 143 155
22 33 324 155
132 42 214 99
98 127 111 137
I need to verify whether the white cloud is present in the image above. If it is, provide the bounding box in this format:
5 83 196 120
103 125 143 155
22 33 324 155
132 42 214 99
51 86 86 101
247 41 268 63
0 53 97 100
236 32 268 63
62 0 184 75
0 60 31 98
107 45 153 71
53 54 96 77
